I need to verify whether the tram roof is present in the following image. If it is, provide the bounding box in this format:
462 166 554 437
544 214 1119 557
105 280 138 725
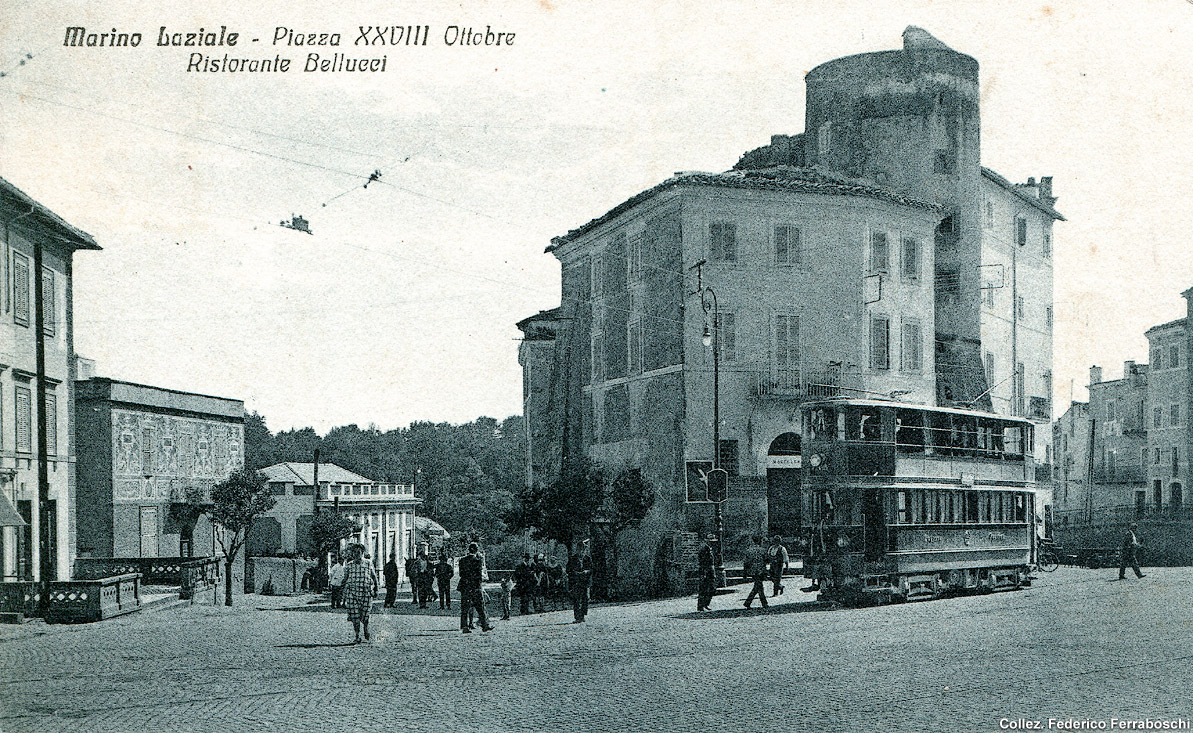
800 398 1036 425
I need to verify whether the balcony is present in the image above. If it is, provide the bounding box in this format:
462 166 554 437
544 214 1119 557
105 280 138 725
750 367 862 400
318 482 416 501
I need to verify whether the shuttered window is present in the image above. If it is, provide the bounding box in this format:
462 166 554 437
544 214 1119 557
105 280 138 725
870 316 890 370
45 393 57 456
15 386 32 453
775 314 798 370
775 225 800 265
869 232 889 273
710 221 736 262
42 269 55 336
13 253 29 327
901 322 922 372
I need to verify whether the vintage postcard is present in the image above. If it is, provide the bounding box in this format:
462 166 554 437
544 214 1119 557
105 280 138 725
1 1 1191 731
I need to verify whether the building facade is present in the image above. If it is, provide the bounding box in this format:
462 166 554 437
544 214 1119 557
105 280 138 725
1145 318 1187 512
1 177 101 581
518 27 1060 595
75 378 245 559
253 462 421 575
1051 288 1193 563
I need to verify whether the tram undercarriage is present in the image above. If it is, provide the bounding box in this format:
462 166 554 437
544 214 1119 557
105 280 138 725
809 564 1032 605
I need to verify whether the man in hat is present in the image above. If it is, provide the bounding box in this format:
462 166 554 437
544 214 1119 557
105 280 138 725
743 535 770 609
696 533 716 612
382 552 400 608
513 551 536 615
1119 522 1146 580
566 538 593 623
458 542 493 633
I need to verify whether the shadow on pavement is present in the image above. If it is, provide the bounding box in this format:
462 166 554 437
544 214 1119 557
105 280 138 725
672 600 831 621
275 642 361 649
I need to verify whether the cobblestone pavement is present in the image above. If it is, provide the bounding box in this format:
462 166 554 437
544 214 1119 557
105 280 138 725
0 567 1190 733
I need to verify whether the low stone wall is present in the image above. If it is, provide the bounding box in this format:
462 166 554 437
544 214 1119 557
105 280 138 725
247 557 318 595
1056 519 1193 566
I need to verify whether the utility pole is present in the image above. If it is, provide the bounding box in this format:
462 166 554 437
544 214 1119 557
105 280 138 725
33 238 52 605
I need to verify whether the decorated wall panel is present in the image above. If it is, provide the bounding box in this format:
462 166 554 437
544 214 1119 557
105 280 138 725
111 409 244 503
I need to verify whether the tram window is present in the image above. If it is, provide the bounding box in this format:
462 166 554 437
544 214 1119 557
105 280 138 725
930 492 942 523
953 491 964 523
809 407 835 441
929 413 953 456
980 492 992 522
995 493 1006 522
847 407 884 442
1014 494 1027 523
896 491 909 524
956 417 978 455
1004 426 1025 459
966 492 980 522
896 409 926 453
911 490 924 523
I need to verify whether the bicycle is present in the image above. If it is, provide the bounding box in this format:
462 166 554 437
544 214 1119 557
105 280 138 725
1035 540 1060 572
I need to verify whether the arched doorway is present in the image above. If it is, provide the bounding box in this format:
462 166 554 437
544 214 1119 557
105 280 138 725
766 432 802 539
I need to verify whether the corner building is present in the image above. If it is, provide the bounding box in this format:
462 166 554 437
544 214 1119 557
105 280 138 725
518 28 1060 596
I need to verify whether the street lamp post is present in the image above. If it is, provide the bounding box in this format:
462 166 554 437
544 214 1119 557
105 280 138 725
691 260 727 588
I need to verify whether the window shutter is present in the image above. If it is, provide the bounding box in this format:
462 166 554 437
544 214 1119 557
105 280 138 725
15 387 31 453
870 316 890 370
42 269 55 336
45 393 57 456
13 254 30 326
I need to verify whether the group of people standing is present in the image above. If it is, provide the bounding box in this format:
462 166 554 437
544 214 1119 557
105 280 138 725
507 539 593 622
394 549 456 609
327 539 595 641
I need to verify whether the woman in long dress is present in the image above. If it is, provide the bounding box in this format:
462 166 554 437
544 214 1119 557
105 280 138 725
342 544 378 643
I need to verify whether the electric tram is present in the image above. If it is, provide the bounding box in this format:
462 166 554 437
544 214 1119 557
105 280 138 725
798 399 1039 604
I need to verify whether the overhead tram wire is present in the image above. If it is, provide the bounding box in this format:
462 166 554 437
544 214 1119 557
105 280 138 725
3 81 1065 318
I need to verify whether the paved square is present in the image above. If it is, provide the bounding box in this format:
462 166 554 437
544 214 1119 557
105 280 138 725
0 567 1189 733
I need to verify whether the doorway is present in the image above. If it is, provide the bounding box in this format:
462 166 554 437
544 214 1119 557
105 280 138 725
766 432 802 539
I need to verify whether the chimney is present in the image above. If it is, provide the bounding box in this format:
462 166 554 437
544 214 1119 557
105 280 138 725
1018 177 1040 199
1125 360 1138 382
1039 176 1055 206
1090 365 1103 385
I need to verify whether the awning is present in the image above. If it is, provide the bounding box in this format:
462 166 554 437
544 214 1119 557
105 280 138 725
0 493 26 527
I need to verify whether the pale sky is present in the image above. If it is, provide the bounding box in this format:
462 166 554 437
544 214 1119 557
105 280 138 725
3 0 1192 431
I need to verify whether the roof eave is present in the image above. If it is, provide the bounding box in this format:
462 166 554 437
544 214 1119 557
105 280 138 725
981 167 1066 221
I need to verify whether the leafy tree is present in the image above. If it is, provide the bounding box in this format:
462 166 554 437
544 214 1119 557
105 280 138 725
605 468 656 598
243 411 279 471
521 456 607 547
205 469 277 606
308 511 360 589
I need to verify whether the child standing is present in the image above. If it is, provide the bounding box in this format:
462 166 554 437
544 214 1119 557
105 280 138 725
499 576 513 620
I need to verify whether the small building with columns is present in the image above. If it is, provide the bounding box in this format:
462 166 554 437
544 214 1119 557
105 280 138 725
253 462 421 574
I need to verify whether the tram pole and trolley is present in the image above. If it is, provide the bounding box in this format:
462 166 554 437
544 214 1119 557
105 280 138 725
691 260 728 588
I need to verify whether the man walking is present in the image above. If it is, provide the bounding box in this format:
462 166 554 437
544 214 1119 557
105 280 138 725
458 543 494 633
696 534 716 612
743 535 769 609
1119 522 1146 580
383 553 400 608
328 556 346 609
768 535 789 597
566 538 593 623
435 551 454 609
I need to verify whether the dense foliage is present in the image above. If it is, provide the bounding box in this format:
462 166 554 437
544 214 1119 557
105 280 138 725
245 412 526 545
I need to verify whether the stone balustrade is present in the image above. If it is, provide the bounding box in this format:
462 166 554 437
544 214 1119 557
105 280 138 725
43 573 142 624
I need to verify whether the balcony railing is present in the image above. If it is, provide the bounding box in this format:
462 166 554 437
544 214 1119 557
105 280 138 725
318 482 416 501
750 367 862 400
